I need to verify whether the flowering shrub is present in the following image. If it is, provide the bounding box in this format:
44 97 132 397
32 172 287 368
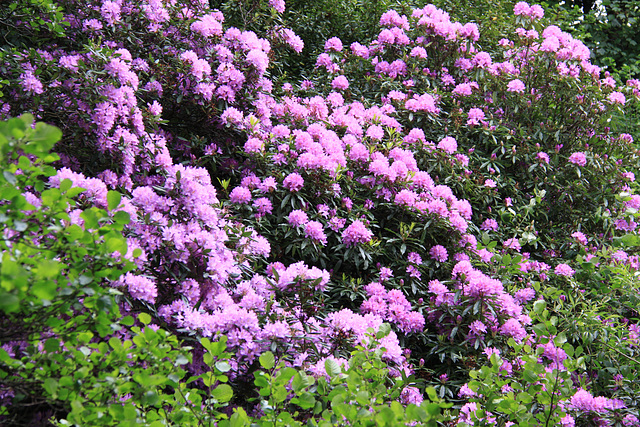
2 0 640 424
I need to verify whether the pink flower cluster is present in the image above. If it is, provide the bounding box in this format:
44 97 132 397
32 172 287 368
360 282 425 333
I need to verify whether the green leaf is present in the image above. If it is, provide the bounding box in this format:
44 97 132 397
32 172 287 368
272 384 289 403
376 407 395 424
121 315 135 326
43 378 58 398
0 293 20 313
36 260 61 279
292 392 316 409
554 333 567 346
113 210 130 225
211 384 233 403
325 358 342 377
142 391 159 407
376 323 391 339
522 368 540 383
59 178 73 193
138 312 152 325
80 209 99 229
107 190 122 211
2 170 16 186
355 390 370 406
259 351 275 370
44 338 60 353
216 361 231 373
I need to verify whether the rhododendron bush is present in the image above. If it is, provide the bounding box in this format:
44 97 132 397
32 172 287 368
2 0 640 425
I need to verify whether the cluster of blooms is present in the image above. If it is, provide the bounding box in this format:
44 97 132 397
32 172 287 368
360 281 425 333
428 260 530 343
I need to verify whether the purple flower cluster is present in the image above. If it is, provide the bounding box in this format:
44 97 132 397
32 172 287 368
360 282 425 333
342 220 374 247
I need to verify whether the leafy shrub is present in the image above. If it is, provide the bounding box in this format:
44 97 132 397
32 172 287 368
2 0 640 424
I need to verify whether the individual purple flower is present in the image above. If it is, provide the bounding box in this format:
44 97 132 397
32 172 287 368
244 137 264 153
430 245 448 262
529 4 544 19
350 42 369 58
19 72 44 94
100 0 121 25
148 101 162 116
469 320 487 335
437 136 457 154
379 267 393 281
406 265 421 279
481 219 499 231
554 263 575 277
366 125 384 141
400 386 423 405
612 250 629 263
484 179 497 188
269 0 285 13
180 51 211 80
229 186 252 204
467 108 485 125
246 49 269 74
453 83 474 96
190 14 223 37
324 37 343 52
221 107 243 125
253 197 272 216
560 415 575 427
394 189 417 207
473 52 492 69
571 231 587 245
122 273 157 303
59 55 81 72
342 197 353 210
288 209 309 226
503 238 521 251
317 204 330 217
408 252 422 264
569 389 594 411
410 46 427 58
283 172 304 192
242 175 261 189
405 94 439 114
608 91 626 105
623 414 639 427
507 79 525 93
250 235 271 257
342 220 374 247
537 152 550 164
305 221 327 245
378 28 395 44
277 28 303 52
568 152 587 167
83 18 103 31
329 217 346 231
500 318 527 341
514 1 531 15
514 288 536 303
331 75 349 90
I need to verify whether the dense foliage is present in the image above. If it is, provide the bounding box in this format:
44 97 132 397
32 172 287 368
1 0 640 425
